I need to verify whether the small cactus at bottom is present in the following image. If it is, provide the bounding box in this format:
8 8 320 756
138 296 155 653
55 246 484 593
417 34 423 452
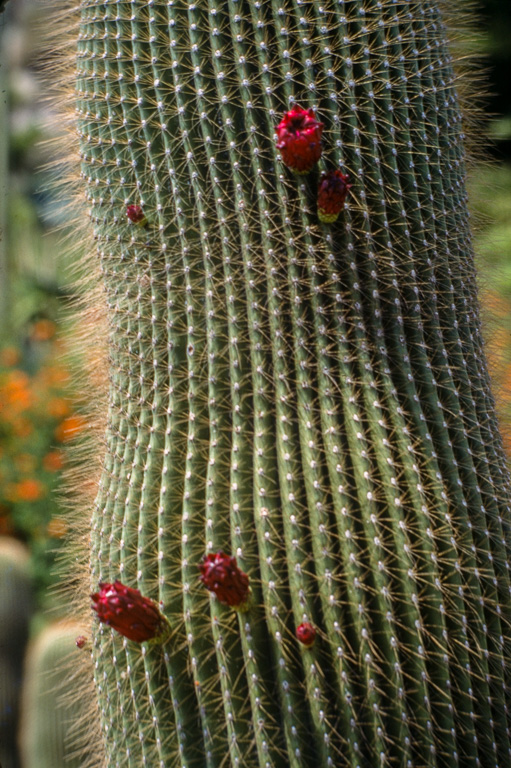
19 622 94 768
0 538 32 768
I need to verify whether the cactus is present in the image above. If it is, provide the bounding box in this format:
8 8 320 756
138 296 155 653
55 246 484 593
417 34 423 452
0 538 32 768
19 621 94 768
66 0 511 766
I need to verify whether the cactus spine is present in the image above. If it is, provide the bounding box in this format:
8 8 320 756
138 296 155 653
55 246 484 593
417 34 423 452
71 1 511 766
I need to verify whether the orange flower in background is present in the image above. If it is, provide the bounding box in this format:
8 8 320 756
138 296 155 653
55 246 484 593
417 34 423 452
5 478 45 503
0 370 32 414
0 347 21 367
47 397 71 419
54 414 87 442
0 332 92 598
4 369 30 389
30 319 57 341
43 450 64 472
16 478 45 502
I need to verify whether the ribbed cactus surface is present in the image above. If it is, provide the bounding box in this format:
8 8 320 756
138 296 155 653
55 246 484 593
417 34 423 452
72 1 511 766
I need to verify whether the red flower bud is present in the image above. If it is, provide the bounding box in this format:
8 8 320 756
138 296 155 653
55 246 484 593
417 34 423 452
317 170 351 223
199 552 251 610
75 635 87 649
276 105 324 174
296 622 316 647
126 204 147 226
91 581 171 644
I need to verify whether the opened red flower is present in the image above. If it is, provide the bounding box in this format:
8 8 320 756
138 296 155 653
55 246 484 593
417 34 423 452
91 581 170 643
126 204 147 226
199 552 250 609
276 105 323 174
317 170 351 223
296 622 316 647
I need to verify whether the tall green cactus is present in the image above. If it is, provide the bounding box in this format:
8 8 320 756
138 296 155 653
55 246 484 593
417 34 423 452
69 1 511 766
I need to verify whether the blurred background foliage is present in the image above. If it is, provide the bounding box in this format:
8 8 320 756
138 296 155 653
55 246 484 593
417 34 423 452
0 0 88 621
480 0 511 152
0 0 510 766
1 4 91 766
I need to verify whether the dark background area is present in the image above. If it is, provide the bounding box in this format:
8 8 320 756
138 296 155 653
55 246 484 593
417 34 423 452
480 0 511 158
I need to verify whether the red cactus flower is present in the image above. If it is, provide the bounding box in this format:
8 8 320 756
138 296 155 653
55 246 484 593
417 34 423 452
296 622 317 647
126 204 147 226
199 552 251 610
317 170 351 223
75 635 87 649
91 581 171 643
276 105 324 174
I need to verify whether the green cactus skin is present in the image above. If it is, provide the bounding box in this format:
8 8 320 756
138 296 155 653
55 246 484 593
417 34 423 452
19 622 94 768
71 0 511 766
0 538 32 768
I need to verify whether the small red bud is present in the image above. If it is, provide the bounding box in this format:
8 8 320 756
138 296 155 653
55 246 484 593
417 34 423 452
126 204 147 226
91 581 171 644
317 170 351 223
75 635 87 649
199 552 251 610
276 105 324 174
296 622 316 647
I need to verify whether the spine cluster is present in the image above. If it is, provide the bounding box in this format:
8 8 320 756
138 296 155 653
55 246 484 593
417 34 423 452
72 1 511 767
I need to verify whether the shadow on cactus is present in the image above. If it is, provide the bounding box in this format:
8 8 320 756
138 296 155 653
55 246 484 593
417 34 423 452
48 0 511 766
